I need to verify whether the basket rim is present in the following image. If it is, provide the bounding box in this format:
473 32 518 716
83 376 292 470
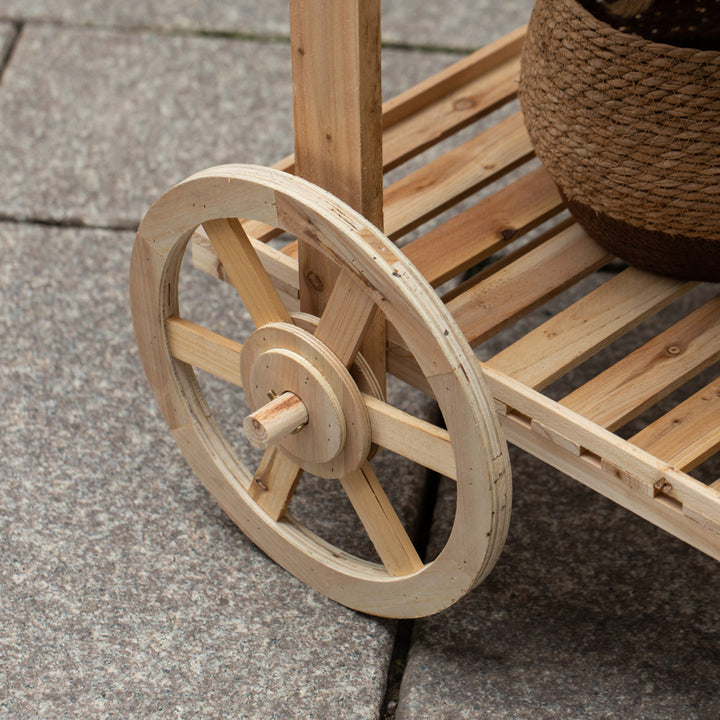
564 0 720 61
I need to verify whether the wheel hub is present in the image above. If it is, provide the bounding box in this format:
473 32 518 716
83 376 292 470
240 322 372 479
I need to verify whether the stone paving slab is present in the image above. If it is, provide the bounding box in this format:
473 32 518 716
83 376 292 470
0 1 534 51
398 454 720 720
0 220 433 718
397 284 720 720
0 24 455 228
0 21 16 59
1 0 291 37
0 26 294 227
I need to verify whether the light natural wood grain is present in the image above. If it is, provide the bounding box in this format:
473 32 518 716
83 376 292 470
136 14 720 617
249 448 304 521
403 165 563 287
314 271 378 366
132 165 510 617
446 223 612 347
203 217 292 327
382 41 523 171
339 462 424 576
193 29 526 253
243 392 309 450
191 229 300 311
482 365 720 559
239 323 360 478
364 395 456 479
561 295 720 430
384 111 534 239
164 313 455 478
166 316 244 387
487 269 693 389
630 377 720 472
290 0 382 225
290 0 386 389
164 313 456 478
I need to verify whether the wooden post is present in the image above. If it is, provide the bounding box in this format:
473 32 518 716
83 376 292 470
289 0 386 388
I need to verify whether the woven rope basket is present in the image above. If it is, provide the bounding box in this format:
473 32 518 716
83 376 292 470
519 0 720 281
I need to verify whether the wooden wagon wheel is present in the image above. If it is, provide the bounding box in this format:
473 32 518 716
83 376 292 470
130 164 511 617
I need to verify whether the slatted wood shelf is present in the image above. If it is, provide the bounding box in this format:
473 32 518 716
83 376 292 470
191 25 720 565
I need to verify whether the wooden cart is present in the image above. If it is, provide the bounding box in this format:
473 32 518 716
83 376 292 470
129 2 720 617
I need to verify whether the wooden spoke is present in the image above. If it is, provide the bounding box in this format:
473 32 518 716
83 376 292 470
203 217 293 327
192 228 300 311
363 395 456 479
166 316 244 387
339 462 424 576
250 448 304 521
313 272 378 365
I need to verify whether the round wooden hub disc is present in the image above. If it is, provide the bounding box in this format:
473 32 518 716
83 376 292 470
248 348 345 462
240 322 371 479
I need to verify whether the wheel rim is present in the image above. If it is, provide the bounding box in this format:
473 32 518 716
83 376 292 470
130 164 511 617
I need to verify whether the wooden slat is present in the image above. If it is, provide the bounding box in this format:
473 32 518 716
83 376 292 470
203 218 292 327
561 295 720 431
446 223 612 347
382 25 525 129
441 218 574 303
382 47 522 172
383 112 534 239
630 377 720 472
339 462 424 576
250 25 525 201
487 269 694 389
402 165 563 287
166 317 244 387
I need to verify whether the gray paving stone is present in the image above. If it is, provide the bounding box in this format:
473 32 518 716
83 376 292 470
0 24 456 228
0 1 290 36
0 1 534 51
397 283 720 720
398 454 720 720
0 220 432 718
0 25 294 227
0 21 16 59
382 0 534 49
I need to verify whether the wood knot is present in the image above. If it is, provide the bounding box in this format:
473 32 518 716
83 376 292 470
305 270 325 293
453 96 476 111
